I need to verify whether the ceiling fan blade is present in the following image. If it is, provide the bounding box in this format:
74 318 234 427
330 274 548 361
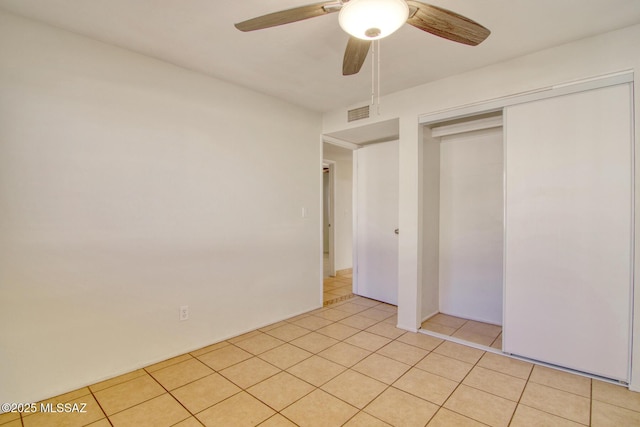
406 1 490 46
235 2 339 32
343 37 371 76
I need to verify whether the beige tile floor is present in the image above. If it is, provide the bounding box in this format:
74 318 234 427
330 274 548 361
422 313 503 350
3 295 640 426
323 270 354 306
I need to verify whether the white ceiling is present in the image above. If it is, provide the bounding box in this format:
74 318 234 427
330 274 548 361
1 0 639 112
323 142 354 160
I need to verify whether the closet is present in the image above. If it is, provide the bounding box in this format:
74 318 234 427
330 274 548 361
424 114 504 325
419 73 634 382
421 114 505 341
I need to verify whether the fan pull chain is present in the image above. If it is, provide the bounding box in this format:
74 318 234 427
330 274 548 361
370 40 375 107
377 39 381 115
370 40 381 115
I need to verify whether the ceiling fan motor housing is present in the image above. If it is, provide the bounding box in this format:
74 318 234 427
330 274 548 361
365 28 381 38
338 0 410 40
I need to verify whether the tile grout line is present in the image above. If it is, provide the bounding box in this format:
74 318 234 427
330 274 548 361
452 355 594 424
590 380 593 426
164 354 288 424
415 333 604 426
359 327 518 425
524 378 593 400
169 416 204 427
93 389 169 423
146 358 222 392
87 386 114 427
188 321 353 424
514 403 590 426
377 335 451 425
250 298 401 425
142 364 222 426
315 312 408 427
233 302 377 426
340 323 453 424
274 336 371 420
427 341 488 425
508 367 594 426
142 366 194 425
505 356 534 426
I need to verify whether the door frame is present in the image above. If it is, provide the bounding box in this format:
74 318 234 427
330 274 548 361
322 160 336 277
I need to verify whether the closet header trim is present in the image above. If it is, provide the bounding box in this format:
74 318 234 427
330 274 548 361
431 115 503 138
418 70 633 126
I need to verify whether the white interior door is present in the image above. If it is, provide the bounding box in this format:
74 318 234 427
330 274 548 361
355 140 399 305
503 83 633 381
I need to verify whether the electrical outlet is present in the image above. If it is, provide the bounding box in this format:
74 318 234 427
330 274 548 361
179 305 189 321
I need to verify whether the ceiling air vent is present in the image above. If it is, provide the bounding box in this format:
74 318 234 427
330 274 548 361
348 105 369 122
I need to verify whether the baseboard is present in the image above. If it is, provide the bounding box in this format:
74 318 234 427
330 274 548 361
438 310 502 326
421 310 440 324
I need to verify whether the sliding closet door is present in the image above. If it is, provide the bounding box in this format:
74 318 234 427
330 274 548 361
503 83 633 381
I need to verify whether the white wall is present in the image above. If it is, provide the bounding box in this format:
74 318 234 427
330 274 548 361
323 23 640 387
0 11 322 403
438 128 503 325
421 131 439 320
322 143 353 272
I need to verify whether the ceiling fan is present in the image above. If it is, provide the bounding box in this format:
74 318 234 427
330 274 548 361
234 0 490 76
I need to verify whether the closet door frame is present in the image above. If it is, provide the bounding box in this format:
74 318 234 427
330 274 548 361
418 70 635 383
419 72 633 126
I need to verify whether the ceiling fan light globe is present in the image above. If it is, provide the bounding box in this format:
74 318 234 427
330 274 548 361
338 0 409 40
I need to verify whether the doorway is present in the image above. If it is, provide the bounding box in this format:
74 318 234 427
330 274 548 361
322 143 355 305
322 118 400 306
